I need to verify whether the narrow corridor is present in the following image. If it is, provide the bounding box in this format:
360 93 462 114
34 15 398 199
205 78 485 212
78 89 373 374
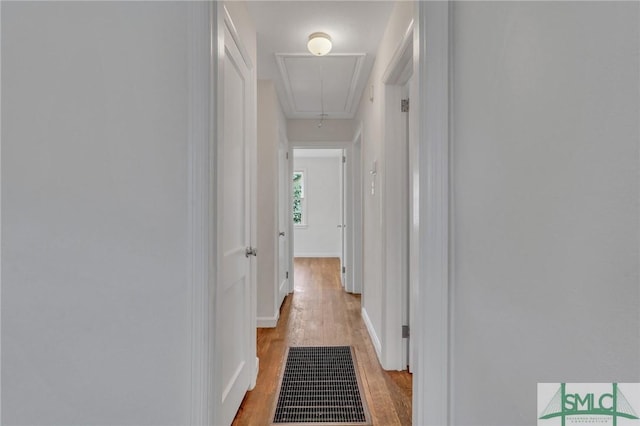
232 257 412 425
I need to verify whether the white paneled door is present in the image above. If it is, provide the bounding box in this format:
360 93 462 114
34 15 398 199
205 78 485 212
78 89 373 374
216 14 255 426
278 144 289 301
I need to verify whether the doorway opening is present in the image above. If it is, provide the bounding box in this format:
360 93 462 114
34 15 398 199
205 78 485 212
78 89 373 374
291 148 345 286
197 2 452 425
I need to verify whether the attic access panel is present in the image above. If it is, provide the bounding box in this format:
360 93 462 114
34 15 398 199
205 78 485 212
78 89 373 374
276 54 366 118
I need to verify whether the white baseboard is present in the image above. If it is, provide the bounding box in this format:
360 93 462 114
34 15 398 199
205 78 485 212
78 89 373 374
249 356 259 390
257 313 279 328
361 307 382 362
294 253 341 258
278 280 288 307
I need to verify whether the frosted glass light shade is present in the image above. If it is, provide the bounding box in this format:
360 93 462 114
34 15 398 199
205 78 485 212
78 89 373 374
307 32 332 56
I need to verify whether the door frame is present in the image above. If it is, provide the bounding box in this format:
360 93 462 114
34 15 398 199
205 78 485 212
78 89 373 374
380 2 452 424
412 2 451 425
186 3 213 423
186 1 452 425
187 2 258 424
380 18 413 373
288 141 362 295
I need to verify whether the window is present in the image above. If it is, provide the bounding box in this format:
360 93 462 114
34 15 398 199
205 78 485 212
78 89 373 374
293 170 306 226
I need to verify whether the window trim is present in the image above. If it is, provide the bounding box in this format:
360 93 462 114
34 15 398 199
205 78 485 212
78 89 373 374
293 169 307 227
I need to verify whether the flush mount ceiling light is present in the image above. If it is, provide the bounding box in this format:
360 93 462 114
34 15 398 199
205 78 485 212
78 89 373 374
307 32 332 56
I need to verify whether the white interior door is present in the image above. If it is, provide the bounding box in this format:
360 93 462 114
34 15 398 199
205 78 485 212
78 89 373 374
216 19 254 426
344 147 354 293
351 136 363 294
278 142 289 303
340 151 347 287
404 79 414 373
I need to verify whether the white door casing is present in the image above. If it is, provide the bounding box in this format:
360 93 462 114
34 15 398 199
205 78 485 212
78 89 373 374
187 2 214 423
413 2 451 425
380 19 413 372
289 141 361 295
187 2 451 425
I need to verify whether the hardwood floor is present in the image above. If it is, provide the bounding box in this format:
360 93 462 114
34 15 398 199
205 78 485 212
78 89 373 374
232 257 412 425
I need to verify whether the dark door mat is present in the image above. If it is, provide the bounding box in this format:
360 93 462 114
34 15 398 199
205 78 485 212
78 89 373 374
272 346 371 425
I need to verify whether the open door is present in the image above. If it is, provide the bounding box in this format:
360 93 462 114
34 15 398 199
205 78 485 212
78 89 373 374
340 150 347 288
402 79 412 372
215 6 256 425
350 134 363 295
278 137 290 303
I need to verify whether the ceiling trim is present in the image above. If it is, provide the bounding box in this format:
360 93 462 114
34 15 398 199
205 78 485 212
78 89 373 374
275 53 366 119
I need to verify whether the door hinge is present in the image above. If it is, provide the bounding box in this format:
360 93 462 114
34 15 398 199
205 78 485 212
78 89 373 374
401 98 409 112
402 325 410 338
342 266 346 274
245 247 257 258
342 155 346 163
286 271 289 279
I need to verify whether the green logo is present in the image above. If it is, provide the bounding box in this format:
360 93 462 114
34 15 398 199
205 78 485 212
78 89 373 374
539 383 639 426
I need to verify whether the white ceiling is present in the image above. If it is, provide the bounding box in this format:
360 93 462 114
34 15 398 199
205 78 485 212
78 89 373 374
246 1 395 119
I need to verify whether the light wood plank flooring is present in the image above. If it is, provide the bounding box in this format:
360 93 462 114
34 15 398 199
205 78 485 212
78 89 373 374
232 257 412 425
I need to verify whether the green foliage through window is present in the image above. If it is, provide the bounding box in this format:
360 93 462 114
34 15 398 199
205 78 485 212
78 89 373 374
293 171 303 224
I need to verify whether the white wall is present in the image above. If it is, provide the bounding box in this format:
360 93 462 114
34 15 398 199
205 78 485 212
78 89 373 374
287 119 357 145
450 2 640 424
2 2 191 425
354 1 414 364
257 80 287 327
293 153 342 258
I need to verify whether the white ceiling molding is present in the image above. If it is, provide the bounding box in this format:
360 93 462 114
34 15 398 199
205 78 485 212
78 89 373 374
246 1 392 120
276 53 366 119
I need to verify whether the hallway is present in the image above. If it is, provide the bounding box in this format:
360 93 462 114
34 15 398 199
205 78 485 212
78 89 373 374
232 258 412 425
